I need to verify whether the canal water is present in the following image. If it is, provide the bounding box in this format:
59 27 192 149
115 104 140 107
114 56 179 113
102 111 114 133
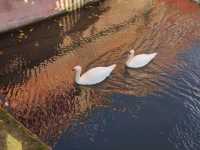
0 0 200 150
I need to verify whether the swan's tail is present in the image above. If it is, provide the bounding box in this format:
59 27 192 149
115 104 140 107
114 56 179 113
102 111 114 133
109 64 117 71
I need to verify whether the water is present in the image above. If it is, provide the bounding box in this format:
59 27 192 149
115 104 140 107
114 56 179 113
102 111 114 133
55 44 200 150
0 0 200 149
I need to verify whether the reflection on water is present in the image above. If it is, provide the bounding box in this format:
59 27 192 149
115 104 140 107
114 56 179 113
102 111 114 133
88 1 200 96
0 1 110 144
0 0 200 149
55 45 200 150
165 45 200 150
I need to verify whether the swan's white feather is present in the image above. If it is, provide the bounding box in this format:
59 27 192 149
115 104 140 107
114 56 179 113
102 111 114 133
76 64 116 85
126 53 157 68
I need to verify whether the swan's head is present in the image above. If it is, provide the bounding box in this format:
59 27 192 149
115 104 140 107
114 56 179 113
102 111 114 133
73 65 82 71
129 49 135 55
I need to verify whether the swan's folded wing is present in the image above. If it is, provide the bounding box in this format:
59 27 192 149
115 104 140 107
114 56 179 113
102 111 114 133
80 67 112 84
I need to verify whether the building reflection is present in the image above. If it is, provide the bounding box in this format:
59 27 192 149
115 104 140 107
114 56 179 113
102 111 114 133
89 0 200 96
11 85 107 145
0 1 109 145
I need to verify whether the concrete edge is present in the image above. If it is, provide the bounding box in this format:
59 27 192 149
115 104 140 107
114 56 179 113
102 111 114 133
0 108 51 150
0 0 99 34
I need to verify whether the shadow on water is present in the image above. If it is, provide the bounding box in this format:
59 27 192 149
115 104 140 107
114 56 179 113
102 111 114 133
0 0 200 149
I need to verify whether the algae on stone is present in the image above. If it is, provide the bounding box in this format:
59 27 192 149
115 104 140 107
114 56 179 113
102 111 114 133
0 108 50 150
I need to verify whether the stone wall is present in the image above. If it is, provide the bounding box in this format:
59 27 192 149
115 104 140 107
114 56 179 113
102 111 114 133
0 0 96 33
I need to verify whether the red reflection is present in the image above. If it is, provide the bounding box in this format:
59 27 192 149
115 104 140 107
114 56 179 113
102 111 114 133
160 0 200 13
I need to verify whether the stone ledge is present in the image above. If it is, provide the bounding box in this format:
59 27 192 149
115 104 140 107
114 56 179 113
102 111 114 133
0 0 96 34
0 108 50 150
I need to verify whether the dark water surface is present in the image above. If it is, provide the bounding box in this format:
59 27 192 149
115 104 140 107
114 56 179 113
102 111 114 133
0 0 200 150
55 44 200 150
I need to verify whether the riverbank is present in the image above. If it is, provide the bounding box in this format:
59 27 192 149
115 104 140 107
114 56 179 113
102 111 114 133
0 108 50 150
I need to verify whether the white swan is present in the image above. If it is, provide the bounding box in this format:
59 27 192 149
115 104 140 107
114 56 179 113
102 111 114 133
126 49 157 68
73 64 116 85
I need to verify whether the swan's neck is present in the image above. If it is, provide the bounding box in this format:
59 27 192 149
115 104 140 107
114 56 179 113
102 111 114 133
75 69 82 83
127 53 135 64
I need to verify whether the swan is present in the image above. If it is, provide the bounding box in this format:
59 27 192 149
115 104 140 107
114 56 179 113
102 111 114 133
126 49 157 68
73 64 116 85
